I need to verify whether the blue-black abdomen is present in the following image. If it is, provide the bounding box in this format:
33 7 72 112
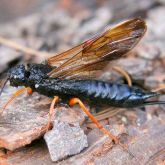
33 79 147 108
81 80 132 106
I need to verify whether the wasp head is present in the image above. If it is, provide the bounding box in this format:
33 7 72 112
9 64 27 87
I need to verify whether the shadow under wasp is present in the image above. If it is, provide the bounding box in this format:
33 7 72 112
0 18 165 152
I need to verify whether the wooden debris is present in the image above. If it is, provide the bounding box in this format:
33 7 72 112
44 120 88 162
0 85 50 150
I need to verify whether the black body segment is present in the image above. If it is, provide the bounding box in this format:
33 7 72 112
33 79 158 108
9 64 159 108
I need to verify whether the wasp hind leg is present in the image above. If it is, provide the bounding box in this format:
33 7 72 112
112 66 132 87
69 98 130 152
46 96 59 131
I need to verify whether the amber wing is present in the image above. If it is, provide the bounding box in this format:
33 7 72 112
47 18 147 79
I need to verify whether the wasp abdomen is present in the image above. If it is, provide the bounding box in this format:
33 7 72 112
72 80 157 108
87 81 111 98
85 81 132 105
32 78 158 108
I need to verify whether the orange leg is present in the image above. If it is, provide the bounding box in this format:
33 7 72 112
112 66 132 87
69 98 130 152
69 98 119 144
0 87 33 114
46 96 59 131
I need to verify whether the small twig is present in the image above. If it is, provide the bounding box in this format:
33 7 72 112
0 36 55 57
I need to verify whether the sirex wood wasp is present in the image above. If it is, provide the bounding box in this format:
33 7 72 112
0 18 165 152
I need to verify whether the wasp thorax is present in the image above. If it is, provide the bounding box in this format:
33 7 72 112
9 63 52 88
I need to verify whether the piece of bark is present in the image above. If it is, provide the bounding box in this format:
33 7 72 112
44 120 88 162
2 118 164 165
0 85 50 150
1 124 125 165
44 106 86 162
61 118 165 165
0 85 86 151
0 140 54 165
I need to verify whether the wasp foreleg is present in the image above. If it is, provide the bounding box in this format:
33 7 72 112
0 87 33 114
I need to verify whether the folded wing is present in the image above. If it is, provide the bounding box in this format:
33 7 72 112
47 18 147 79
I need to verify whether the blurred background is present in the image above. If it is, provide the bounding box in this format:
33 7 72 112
0 0 162 23
0 0 52 23
0 0 160 25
